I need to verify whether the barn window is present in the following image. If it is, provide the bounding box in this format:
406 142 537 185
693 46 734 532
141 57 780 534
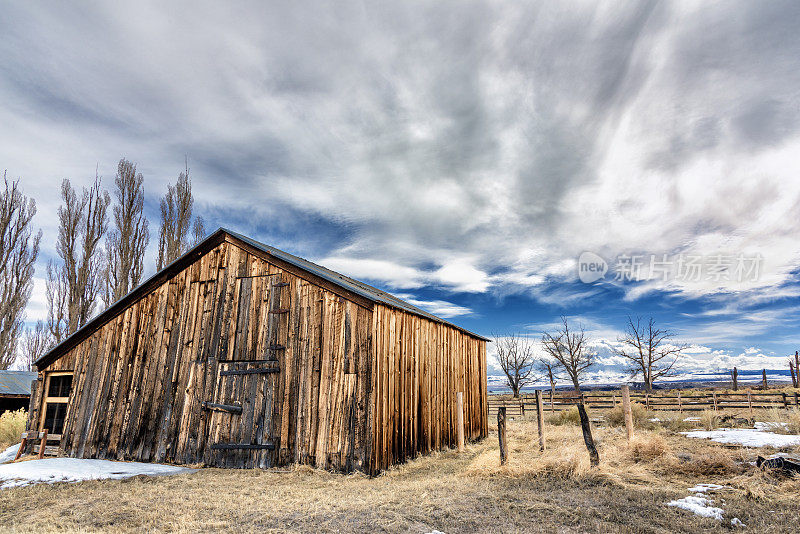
40 372 73 435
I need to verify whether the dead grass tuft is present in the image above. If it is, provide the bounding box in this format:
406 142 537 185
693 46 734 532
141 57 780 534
606 402 648 427
700 409 721 430
0 408 26 449
545 406 580 426
629 435 670 462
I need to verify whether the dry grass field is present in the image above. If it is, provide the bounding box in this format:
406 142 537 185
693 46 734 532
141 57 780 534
1 406 799 533
0 409 26 451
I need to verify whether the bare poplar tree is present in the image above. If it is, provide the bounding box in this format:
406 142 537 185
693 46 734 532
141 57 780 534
0 174 41 369
191 215 206 246
541 316 599 466
613 316 687 393
103 158 149 306
20 320 52 370
157 161 202 269
494 334 535 398
47 176 110 340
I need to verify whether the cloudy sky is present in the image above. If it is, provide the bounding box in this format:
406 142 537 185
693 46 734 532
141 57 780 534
3 1 800 382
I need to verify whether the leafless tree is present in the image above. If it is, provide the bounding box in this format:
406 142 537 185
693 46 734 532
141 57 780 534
157 161 204 269
192 215 206 246
47 175 110 341
494 334 536 398
537 358 561 403
540 316 596 393
613 316 687 393
0 174 41 369
20 320 52 370
103 159 149 306
540 316 599 466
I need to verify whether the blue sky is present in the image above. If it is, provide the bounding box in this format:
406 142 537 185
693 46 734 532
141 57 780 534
2 1 800 382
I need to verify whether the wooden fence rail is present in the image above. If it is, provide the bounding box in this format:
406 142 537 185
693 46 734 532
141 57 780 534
488 389 800 417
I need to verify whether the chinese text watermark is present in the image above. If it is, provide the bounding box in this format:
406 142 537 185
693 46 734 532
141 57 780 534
577 252 763 284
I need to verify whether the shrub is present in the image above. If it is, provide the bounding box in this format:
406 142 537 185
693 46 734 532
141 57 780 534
0 408 27 449
700 409 720 431
606 402 648 427
787 408 800 434
629 435 670 462
546 406 581 426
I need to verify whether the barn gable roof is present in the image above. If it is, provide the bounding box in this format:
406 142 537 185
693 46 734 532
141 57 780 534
0 370 37 396
35 228 488 370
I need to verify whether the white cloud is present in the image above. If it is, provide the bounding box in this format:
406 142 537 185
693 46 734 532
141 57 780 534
393 294 473 319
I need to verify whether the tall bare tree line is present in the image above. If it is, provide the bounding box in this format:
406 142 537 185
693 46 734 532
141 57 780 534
157 161 205 269
0 174 41 369
46 175 111 342
103 159 149 306
1 158 205 369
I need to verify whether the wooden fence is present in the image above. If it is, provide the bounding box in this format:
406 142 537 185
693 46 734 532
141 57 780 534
488 389 800 418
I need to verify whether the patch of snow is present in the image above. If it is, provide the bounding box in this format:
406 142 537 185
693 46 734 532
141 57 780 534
667 495 724 520
683 417 701 422
667 483 727 520
754 421 788 432
0 458 195 489
649 417 661 422
0 443 20 465
731 518 745 527
686 483 725 495
682 428 800 448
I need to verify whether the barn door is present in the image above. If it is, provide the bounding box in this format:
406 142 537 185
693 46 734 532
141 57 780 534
207 273 290 468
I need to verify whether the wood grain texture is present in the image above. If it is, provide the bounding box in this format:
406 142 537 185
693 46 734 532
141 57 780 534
31 240 487 474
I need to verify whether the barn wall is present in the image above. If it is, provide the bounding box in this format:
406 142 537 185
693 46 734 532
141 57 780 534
33 240 374 471
368 304 487 473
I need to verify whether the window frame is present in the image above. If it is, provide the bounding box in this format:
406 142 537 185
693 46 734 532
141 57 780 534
39 371 73 435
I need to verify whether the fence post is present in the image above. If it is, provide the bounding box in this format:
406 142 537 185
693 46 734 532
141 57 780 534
498 407 508 466
794 392 799 407
678 391 682 413
732 367 738 391
37 428 48 460
782 392 788 409
622 385 634 442
762 369 768 389
457 392 465 452
550 390 554 413
645 393 650 410
612 393 617 407
712 391 718 412
535 390 545 451
796 351 800 387
747 389 753 418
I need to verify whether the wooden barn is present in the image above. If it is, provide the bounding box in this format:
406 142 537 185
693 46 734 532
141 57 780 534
27 229 488 474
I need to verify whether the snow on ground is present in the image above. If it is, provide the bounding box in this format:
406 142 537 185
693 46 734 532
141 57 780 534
0 444 20 465
667 483 744 525
682 428 800 448
686 483 724 494
683 417 701 422
0 458 195 489
667 495 724 520
754 421 788 432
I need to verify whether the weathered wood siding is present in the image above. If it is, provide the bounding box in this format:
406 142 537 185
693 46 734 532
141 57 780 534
34 240 374 472
368 304 488 473
31 232 488 474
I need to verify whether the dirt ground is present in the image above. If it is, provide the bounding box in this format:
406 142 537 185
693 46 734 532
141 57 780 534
1 411 799 533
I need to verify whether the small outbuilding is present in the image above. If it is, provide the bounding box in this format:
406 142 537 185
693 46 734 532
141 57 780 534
27 229 488 474
0 370 37 415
